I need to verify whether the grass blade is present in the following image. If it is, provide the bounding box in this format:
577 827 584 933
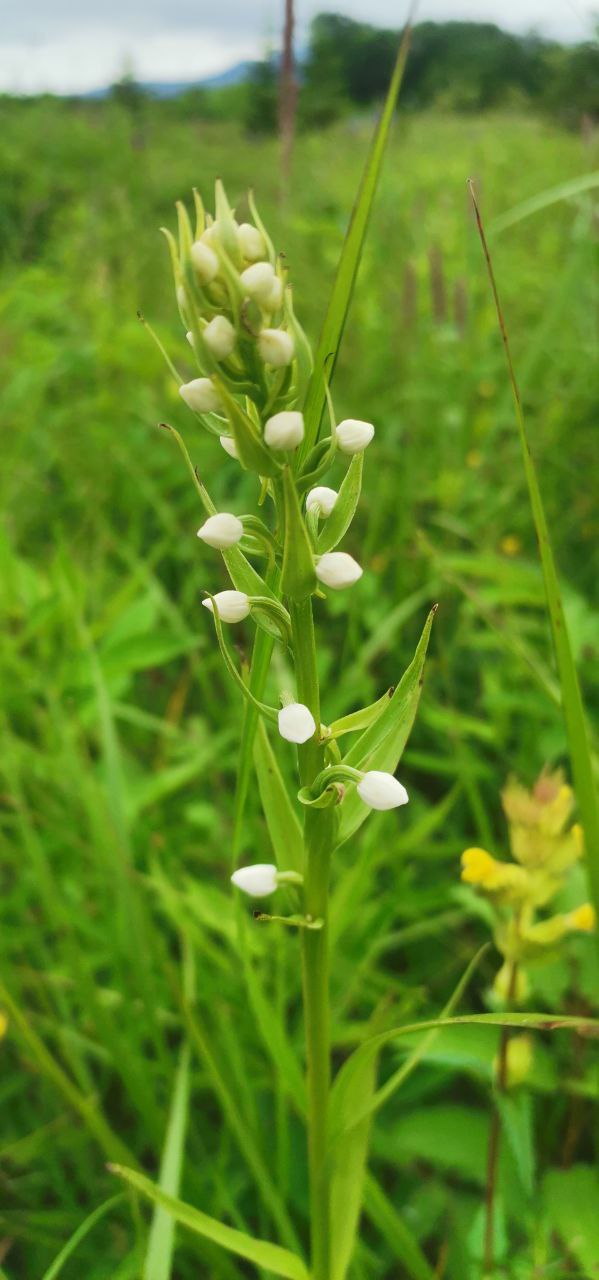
40 1194 125 1280
142 1043 191 1280
110 1166 310 1280
469 179 599 935
300 5 415 456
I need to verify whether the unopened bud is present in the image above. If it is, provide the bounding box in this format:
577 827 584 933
219 435 239 460
202 590 250 623
179 378 222 415
240 262 278 306
197 513 243 549
278 703 317 744
336 418 375 454
567 903 595 933
265 277 283 311
258 329 294 367
316 551 362 589
238 222 266 261
306 486 338 517
204 315 236 360
191 239 219 285
231 864 278 898
357 771 409 811
264 411 304 450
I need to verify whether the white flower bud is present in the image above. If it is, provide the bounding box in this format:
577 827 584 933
190 239 219 285
258 328 294 367
179 378 222 415
202 590 250 623
197 513 243 549
264 411 304 450
336 418 375 454
240 262 278 306
203 315 235 361
306 486 338 517
357 771 409 811
278 703 317 744
237 222 266 261
315 552 362 589
202 219 239 248
231 863 278 898
265 276 283 311
219 435 239 461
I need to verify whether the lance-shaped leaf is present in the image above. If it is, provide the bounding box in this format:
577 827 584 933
214 178 241 264
330 1045 377 1280
329 686 394 739
329 1011 599 1152
216 382 281 478
280 467 317 600
253 719 304 874
109 1166 310 1280
337 607 436 846
317 453 363 555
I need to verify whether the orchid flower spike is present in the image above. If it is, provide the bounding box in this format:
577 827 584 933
316 552 363 589
258 329 294 367
202 590 250 623
179 378 222 415
264 411 304 450
357 771 409 811
278 703 317 744
231 864 278 898
197 513 243 549
203 315 236 360
336 418 375 454
306 486 338 517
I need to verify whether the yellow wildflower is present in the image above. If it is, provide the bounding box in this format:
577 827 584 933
500 534 522 557
567 903 595 933
461 847 529 897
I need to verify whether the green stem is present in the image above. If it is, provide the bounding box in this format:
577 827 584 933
289 596 333 1280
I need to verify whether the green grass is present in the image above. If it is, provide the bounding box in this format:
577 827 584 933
1 97 598 1278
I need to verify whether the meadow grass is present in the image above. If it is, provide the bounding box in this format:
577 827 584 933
1 98 598 1277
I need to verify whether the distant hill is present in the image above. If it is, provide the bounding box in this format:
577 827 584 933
82 60 257 100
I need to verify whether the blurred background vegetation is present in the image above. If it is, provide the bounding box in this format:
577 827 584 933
1 9 599 1279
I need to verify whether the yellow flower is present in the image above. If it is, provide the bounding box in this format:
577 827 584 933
567 903 595 933
461 847 529 897
500 534 522 557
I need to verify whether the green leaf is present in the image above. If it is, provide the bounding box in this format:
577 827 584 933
337 606 436 845
317 454 363 555
363 1175 435 1280
109 1166 310 1280
330 946 486 1141
543 1164 599 1276
143 1044 191 1280
497 1092 535 1200
253 719 304 874
205 594 278 722
280 467 317 600
216 381 280 478
330 1043 377 1280
470 182 599 953
329 686 394 739
40 1196 125 1280
300 15 413 456
330 1012 599 1151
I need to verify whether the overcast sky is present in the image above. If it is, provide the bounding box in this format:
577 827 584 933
1 0 595 94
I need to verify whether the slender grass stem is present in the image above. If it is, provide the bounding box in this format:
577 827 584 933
483 962 519 1276
290 596 333 1280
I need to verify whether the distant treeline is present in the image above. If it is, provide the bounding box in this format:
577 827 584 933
3 15 597 129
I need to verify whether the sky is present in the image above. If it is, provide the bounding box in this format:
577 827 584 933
0 0 595 95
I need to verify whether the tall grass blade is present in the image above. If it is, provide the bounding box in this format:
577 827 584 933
469 180 599 931
142 1044 191 1280
109 1166 310 1280
300 5 415 455
40 1195 125 1280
